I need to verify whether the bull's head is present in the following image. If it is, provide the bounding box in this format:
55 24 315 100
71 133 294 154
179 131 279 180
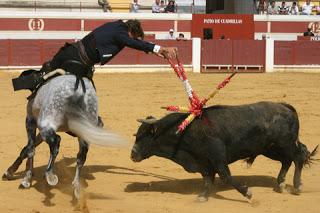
131 116 158 162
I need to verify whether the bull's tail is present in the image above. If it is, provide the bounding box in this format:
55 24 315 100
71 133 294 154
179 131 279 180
304 144 319 166
297 142 319 167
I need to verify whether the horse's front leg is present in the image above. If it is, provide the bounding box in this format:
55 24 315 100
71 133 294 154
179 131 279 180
40 128 61 186
72 139 89 199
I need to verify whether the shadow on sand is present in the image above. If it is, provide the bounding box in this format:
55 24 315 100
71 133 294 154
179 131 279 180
10 157 175 207
125 175 279 203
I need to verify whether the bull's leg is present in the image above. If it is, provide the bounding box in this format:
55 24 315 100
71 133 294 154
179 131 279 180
197 171 216 202
216 164 252 199
72 138 89 199
262 148 293 193
274 161 292 193
40 128 61 186
292 160 303 195
2 117 38 186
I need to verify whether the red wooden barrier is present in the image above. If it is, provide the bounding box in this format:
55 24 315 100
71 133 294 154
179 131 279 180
201 40 265 72
0 39 192 66
274 41 320 65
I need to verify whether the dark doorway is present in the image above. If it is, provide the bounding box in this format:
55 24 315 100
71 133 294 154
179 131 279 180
203 28 213 40
206 0 225 13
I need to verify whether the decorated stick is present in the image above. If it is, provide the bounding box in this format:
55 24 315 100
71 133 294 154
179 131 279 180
168 59 201 105
201 72 236 106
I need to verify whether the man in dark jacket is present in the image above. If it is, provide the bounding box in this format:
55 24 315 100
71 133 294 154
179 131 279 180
303 27 314 37
12 19 178 92
40 19 177 77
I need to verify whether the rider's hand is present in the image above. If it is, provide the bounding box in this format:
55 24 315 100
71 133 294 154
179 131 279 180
157 47 178 60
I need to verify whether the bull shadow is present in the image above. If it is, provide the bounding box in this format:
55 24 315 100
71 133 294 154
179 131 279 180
125 175 279 203
12 157 175 207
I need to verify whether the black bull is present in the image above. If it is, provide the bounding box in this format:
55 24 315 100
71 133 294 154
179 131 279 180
131 101 318 201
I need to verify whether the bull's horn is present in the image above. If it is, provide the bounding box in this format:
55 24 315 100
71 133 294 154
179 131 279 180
137 118 158 124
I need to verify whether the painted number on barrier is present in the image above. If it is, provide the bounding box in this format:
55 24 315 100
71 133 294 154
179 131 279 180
308 22 320 34
28 18 44 31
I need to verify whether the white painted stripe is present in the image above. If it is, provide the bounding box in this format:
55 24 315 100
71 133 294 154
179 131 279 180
254 14 320 22
0 11 192 20
0 31 88 39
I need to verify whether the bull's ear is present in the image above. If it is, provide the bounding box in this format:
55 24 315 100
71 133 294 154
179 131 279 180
137 117 158 124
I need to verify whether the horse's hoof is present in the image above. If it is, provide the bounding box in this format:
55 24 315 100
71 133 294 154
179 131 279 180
74 186 81 200
196 195 208 202
19 180 31 189
2 171 14 180
245 188 253 200
45 172 58 186
274 182 286 193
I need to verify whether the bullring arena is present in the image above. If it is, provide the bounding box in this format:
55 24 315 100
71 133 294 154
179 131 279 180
1 1 320 213
1 71 320 213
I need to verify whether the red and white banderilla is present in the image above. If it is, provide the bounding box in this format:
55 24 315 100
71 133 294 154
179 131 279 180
164 57 236 133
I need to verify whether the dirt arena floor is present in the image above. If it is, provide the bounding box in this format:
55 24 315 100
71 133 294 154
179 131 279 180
0 71 319 213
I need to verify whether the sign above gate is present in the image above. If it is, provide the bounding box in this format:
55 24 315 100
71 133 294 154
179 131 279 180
192 14 254 40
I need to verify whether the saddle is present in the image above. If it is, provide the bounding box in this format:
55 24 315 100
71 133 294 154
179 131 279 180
12 60 95 100
12 69 43 92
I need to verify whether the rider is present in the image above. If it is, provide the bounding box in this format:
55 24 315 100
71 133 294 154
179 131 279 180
13 19 178 91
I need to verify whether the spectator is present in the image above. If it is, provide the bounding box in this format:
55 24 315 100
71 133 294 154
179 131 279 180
267 1 278 15
160 0 166 12
165 29 176 40
152 0 161 13
289 2 299 15
301 0 314 15
176 33 187 41
98 0 112 12
256 0 266 14
316 5 320 15
165 0 176 13
278 1 289 15
130 0 140 13
303 27 314 36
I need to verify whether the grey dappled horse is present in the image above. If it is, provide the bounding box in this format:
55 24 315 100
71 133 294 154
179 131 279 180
3 72 126 198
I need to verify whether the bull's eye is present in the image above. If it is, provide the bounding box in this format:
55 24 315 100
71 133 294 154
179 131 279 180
150 125 157 135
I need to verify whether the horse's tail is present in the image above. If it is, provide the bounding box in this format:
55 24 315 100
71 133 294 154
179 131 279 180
66 97 128 147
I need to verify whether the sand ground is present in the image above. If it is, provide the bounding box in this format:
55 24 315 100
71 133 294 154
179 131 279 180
0 71 319 213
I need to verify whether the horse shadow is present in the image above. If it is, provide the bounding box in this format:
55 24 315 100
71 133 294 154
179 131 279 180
14 157 175 207
125 175 282 203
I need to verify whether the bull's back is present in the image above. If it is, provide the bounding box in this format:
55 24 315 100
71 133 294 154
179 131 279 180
190 102 299 160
